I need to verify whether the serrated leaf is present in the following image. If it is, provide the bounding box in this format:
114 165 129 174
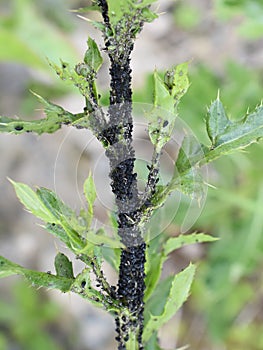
0 256 73 293
9 180 56 223
84 37 103 73
163 233 218 256
204 101 263 164
206 96 230 145
143 263 196 342
49 60 90 97
54 253 74 279
0 93 82 135
0 115 60 135
10 181 87 253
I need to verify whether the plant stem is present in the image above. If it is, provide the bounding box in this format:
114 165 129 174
96 1 146 349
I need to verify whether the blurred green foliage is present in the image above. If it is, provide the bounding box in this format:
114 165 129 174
215 0 263 38
0 280 67 350
0 0 78 69
173 3 201 30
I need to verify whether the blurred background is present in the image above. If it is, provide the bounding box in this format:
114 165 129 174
0 0 263 349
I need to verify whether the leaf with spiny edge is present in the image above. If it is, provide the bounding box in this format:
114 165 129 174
143 263 196 342
9 180 57 223
49 59 91 97
0 256 73 293
10 180 87 254
144 232 216 301
71 268 119 313
204 98 263 163
206 93 230 145
0 92 82 135
163 232 219 256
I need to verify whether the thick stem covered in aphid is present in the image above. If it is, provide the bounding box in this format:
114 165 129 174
97 1 147 348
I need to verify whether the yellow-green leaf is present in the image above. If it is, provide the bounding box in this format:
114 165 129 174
9 179 56 223
143 264 196 342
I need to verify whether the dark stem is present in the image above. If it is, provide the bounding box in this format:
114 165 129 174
97 1 146 349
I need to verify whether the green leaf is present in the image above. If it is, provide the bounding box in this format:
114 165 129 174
0 116 59 135
144 252 164 302
148 64 190 151
143 264 196 342
105 0 157 30
5 0 79 66
153 70 175 112
36 187 77 225
135 0 158 7
84 37 103 73
145 332 162 350
49 60 91 97
206 95 230 145
45 223 70 246
54 253 74 279
84 173 97 228
145 233 216 302
71 268 118 312
163 233 219 256
100 246 121 271
59 218 86 252
9 180 56 223
10 181 87 253
0 93 82 135
175 135 207 174
80 228 124 252
0 256 73 293
144 234 166 302
204 100 263 163
164 62 190 104
169 168 206 200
